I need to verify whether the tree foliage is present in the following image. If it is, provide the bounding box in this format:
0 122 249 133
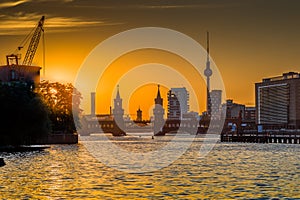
36 81 82 134
0 81 81 146
0 83 51 145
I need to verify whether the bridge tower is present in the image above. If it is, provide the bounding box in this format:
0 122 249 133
136 107 142 121
153 85 165 135
112 85 125 135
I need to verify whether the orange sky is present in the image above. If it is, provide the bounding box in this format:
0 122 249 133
95 49 206 118
0 0 300 118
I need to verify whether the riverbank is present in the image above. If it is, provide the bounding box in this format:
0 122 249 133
0 133 78 147
0 145 50 153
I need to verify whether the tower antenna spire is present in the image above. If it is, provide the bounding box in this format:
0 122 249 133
207 31 210 61
204 31 212 114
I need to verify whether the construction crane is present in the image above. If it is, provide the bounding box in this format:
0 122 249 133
20 16 45 66
6 16 45 66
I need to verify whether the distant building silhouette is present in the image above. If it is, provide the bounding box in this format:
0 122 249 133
153 85 165 135
220 99 245 133
136 107 142 121
244 107 256 121
210 90 222 120
90 92 96 116
255 72 300 129
167 87 189 120
0 55 41 85
222 99 245 119
113 85 125 131
243 106 256 129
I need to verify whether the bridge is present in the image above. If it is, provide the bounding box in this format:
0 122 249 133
80 115 202 136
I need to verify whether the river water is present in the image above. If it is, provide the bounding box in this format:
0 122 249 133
0 135 299 199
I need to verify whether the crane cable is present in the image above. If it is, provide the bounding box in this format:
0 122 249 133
13 25 35 54
42 28 45 79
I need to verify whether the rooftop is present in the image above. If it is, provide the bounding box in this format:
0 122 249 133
262 72 300 82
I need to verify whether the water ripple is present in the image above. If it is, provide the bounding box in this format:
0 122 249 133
0 136 299 199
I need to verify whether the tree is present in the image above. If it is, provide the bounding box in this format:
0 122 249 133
36 81 82 134
0 82 51 146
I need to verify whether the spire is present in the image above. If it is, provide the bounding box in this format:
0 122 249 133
113 84 124 117
204 32 212 80
206 31 210 61
116 84 120 99
157 84 161 99
153 84 165 135
155 84 163 106
136 106 142 121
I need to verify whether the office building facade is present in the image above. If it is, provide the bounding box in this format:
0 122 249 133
210 90 222 120
167 87 189 120
255 72 300 129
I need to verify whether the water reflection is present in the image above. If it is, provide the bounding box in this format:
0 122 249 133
0 136 299 199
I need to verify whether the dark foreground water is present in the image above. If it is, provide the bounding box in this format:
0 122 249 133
0 135 299 199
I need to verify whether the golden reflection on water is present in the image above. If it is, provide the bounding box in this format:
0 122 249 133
0 136 299 199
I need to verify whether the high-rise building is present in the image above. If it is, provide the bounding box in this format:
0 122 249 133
167 87 189 120
255 72 300 129
210 90 222 120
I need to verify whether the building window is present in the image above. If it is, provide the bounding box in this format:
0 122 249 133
10 70 16 80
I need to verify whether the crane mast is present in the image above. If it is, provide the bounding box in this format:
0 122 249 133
22 16 45 66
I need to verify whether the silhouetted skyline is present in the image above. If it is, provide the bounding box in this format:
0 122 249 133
0 0 299 114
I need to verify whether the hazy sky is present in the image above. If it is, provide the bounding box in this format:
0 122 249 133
0 0 300 117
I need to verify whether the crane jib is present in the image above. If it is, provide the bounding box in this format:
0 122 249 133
22 16 45 66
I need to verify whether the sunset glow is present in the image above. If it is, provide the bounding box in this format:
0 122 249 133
1 1 300 199
0 0 299 114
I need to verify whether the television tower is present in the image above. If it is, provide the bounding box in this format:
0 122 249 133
204 31 212 115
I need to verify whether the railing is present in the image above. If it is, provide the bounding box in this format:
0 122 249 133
221 130 300 144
